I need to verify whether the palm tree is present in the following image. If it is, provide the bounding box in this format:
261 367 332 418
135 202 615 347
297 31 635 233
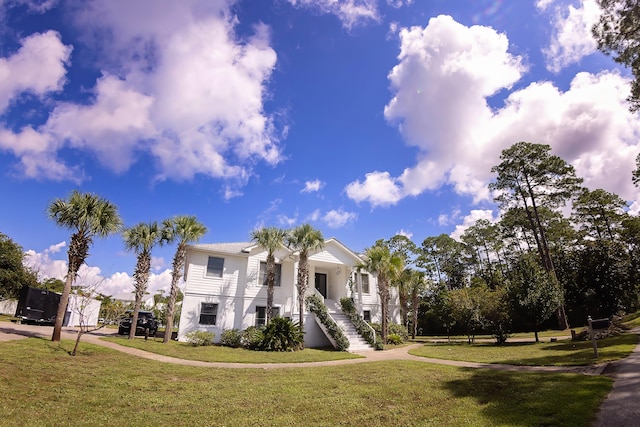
161 215 207 343
123 221 163 340
286 224 324 337
47 191 122 342
250 226 287 324
360 243 403 344
406 269 427 339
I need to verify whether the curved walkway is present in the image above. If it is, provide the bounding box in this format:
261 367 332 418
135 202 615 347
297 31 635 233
0 322 608 373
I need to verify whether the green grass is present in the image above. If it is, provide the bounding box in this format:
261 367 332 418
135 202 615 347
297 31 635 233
102 336 363 363
622 311 640 328
412 329 578 343
409 333 639 366
0 337 612 426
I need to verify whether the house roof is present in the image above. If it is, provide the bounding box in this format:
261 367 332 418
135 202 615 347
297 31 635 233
189 242 254 254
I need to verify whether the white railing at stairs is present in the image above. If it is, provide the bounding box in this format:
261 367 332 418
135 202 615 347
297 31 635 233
314 289 376 350
313 288 342 330
311 287 346 349
364 318 376 348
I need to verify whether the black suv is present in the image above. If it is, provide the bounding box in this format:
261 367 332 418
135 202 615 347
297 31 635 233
118 311 158 336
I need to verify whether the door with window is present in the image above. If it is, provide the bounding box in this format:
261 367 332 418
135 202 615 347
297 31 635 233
315 273 327 299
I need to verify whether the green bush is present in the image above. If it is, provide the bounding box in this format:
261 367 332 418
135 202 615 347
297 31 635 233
339 297 382 350
306 294 350 351
370 323 408 343
389 323 409 341
241 326 264 350
261 317 304 351
220 329 242 348
387 333 402 345
185 330 215 346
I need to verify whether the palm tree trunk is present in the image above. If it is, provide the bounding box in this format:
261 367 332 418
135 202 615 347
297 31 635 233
52 272 74 342
164 244 186 343
266 254 275 324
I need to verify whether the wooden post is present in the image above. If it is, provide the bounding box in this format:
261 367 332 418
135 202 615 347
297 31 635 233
588 316 598 358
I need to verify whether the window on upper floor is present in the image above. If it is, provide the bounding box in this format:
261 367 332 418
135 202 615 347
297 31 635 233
206 256 224 278
255 306 280 326
199 302 218 325
259 261 281 287
361 273 370 294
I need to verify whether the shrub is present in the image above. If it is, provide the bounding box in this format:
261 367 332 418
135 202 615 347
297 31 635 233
370 323 408 344
387 333 402 345
185 330 215 346
261 317 304 351
339 297 382 350
220 329 242 348
241 326 264 350
306 294 350 351
388 323 409 341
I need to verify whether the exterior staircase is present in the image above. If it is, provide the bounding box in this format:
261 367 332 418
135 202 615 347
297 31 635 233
324 299 375 352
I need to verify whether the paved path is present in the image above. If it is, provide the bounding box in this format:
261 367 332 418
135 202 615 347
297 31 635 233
593 326 640 427
0 322 607 374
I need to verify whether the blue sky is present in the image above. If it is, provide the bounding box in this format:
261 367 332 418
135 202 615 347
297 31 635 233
1 0 639 299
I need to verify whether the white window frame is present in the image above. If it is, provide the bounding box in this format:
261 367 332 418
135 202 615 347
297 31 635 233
199 302 218 325
255 306 280 327
259 261 282 287
206 256 224 278
361 273 370 294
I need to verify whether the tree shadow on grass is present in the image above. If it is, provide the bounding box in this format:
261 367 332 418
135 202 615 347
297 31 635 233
442 368 612 426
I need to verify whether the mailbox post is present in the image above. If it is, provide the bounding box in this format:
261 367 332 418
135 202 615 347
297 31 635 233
587 316 611 358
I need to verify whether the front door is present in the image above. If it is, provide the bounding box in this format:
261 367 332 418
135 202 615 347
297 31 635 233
315 273 327 299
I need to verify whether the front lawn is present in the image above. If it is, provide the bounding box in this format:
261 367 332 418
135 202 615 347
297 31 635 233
0 338 612 426
409 333 639 366
102 335 363 363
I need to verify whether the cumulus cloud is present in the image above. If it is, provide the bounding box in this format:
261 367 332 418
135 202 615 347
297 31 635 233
395 228 413 239
344 171 403 207
535 0 556 11
543 0 601 73
287 0 379 29
449 209 498 241
0 30 71 114
301 179 325 193
23 243 173 299
1 1 282 193
323 209 357 228
345 15 640 211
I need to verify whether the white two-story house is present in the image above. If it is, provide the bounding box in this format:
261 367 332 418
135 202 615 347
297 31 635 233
177 238 400 349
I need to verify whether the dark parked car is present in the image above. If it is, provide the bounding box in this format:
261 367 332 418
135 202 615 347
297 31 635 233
118 311 158 336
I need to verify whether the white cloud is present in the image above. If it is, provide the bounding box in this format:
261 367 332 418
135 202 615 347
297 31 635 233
0 30 71 114
306 209 321 222
323 209 357 228
543 0 601 73
437 208 461 226
2 1 282 193
23 244 173 299
535 0 556 11
396 228 413 239
387 0 413 8
449 209 498 241
301 179 325 193
346 15 640 211
44 74 156 173
344 171 403 207
287 0 379 29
